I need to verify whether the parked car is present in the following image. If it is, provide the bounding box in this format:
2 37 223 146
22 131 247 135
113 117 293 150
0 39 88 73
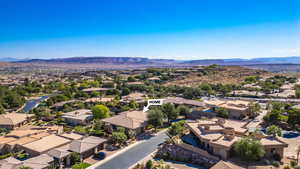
95 152 106 160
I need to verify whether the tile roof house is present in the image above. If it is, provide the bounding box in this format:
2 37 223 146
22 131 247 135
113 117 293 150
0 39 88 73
62 109 93 125
126 81 144 85
20 134 72 156
186 118 288 160
120 92 147 103
21 154 54 169
85 97 114 103
69 136 107 160
204 99 253 119
82 87 113 92
47 144 71 167
102 110 148 134
51 100 80 109
59 133 84 140
0 113 34 129
47 135 107 167
0 125 63 154
0 157 22 169
47 145 71 159
211 160 245 169
164 97 205 107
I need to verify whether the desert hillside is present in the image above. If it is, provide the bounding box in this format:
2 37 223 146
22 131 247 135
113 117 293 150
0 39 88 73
164 66 271 87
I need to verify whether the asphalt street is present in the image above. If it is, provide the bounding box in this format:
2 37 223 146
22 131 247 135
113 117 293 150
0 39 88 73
94 131 168 169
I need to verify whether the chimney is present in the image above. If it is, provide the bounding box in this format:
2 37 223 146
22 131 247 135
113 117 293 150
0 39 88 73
217 118 225 126
204 125 210 131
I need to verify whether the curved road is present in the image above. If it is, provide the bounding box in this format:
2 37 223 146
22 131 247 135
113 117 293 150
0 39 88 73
90 131 168 169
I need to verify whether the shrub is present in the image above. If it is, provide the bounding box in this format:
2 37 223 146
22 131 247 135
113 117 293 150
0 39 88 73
17 153 28 160
167 120 186 137
234 137 265 162
283 165 291 169
215 107 229 118
111 132 128 145
70 152 81 165
146 160 153 169
0 153 13 160
272 153 282 161
267 125 282 137
271 161 280 168
290 160 297 167
19 167 34 169
72 162 91 169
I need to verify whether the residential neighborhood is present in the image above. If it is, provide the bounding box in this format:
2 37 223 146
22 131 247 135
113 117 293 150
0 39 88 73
0 65 300 169
0 1 299 169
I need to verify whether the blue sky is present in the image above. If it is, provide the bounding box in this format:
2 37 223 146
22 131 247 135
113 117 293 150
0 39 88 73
0 0 299 60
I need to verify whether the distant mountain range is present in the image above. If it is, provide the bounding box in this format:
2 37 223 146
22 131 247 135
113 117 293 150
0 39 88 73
0 57 26 62
2 56 300 65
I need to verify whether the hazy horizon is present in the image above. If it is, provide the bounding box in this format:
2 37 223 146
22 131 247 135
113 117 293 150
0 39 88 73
0 0 299 60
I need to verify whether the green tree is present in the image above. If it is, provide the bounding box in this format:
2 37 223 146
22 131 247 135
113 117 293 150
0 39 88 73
263 110 282 124
266 125 282 137
70 152 81 165
176 105 190 117
91 91 100 97
74 126 88 135
0 104 5 114
121 88 130 96
215 107 229 118
129 100 138 109
127 76 136 82
147 108 165 129
288 109 300 128
234 137 265 162
19 167 34 169
167 120 186 137
111 132 128 145
146 160 153 169
91 105 110 119
248 102 261 118
162 103 179 123
199 83 213 96
72 162 91 169
89 120 104 136
244 76 259 83
295 89 300 98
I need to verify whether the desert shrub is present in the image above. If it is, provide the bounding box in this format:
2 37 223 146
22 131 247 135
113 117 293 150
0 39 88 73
146 160 153 169
72 162 91 169
70 152 81 165
271 161 280 168
290 160 297 167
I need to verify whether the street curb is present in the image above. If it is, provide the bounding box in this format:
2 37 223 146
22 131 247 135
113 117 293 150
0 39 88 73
128 150 157 169
87 140 146 169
